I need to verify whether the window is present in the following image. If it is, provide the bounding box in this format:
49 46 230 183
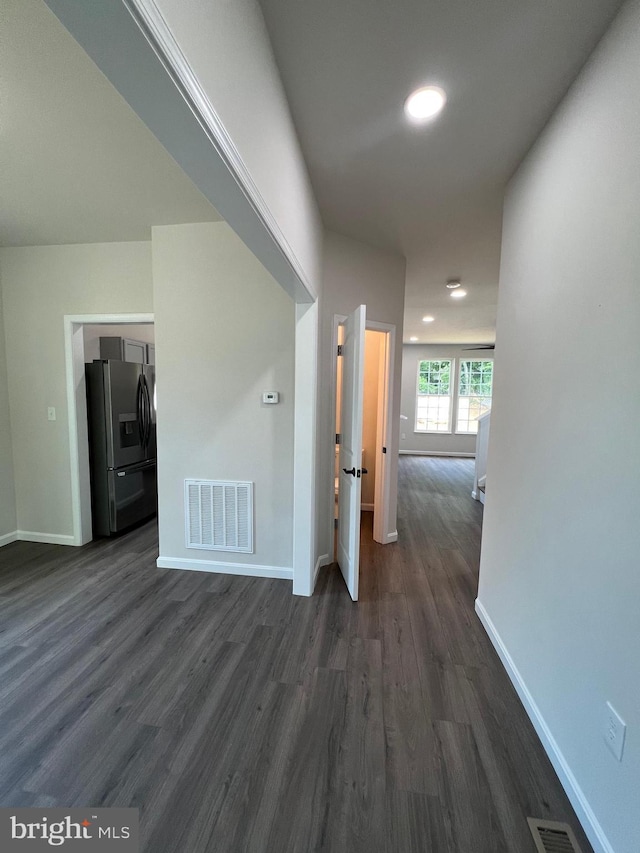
416 360 452 432
456 360 493 433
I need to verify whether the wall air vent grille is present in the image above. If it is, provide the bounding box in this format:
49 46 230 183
527 818 583 853
185 480 253 553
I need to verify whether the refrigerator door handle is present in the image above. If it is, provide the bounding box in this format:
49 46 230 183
142 375 151 448
136 375 145 448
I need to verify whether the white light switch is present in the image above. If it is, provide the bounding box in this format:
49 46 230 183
603 701 626 761
47 407 56 421
262 391 279 404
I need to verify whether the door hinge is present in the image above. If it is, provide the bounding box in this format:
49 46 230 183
337 344 343 356
336 433 341 445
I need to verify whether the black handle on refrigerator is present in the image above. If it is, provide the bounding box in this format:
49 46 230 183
144 381 149 448
136 376 145 447
142 376 152 448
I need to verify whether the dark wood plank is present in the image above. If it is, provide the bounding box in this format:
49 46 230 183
385 790 448 852
379 591 439 794
264 666 347 853
338 637 386 851
434 718 509 852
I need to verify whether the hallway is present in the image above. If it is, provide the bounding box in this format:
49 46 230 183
0 457 590 851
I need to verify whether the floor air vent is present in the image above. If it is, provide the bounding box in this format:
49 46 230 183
527 818 583 853
185 480 253 553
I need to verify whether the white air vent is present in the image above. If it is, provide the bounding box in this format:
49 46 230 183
185 480 253 553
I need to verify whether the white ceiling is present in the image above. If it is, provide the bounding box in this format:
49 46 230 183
0 0 220 248
258 0 623 343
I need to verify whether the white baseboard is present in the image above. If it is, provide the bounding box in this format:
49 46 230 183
399 450 475 458
361 503 374 512
157 555 293 580
475 599 613 853
0 530 18 548
382 530 398 544
16 530 77 546
313 553 331 588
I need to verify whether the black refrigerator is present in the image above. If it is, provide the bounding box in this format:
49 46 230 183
85 359 157 537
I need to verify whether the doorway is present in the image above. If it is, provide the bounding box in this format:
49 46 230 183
335 327 386 516
330 311 396 598
64 313 154 545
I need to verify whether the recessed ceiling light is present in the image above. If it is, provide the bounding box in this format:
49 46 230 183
422 315 435 323
404 86 446 122
446 278 461 289
450 289 467 299
409 336 418 342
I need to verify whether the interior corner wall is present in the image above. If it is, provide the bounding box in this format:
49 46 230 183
0 242 153 541
316 230 406 561
477 3 640 851
400 344 484 456
152 222 295 575
0 280 17 541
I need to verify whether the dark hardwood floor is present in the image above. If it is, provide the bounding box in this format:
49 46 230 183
0 456 592 852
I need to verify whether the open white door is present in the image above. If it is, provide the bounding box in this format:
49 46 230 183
337 304 366 601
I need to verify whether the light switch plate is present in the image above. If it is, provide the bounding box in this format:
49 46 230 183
47 407 56 421
603 701 626 761
262 391 279 404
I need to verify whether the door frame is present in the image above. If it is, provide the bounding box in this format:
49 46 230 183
329 314 396 552
64 313 154 546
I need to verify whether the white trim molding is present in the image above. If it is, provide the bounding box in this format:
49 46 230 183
382 530 398 544
124 0 315 304
475 598 614 853
313 554 331 587
0 531 18 548
399 450 475 458
157 555 292 581
293 302 319 597
16 531 77 546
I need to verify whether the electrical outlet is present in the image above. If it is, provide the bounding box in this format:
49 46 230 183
47 407 56 421
401 432 406 440
603 701 626 761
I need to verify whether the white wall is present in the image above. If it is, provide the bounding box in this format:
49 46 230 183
0 286 17 542
152 222 295 575
478 3 640 852
0 242 153 540
400 344 488 456
83 323 154 362
316 230 405 561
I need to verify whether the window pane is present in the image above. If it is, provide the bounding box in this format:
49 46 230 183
416 361 453 431
456 361 493 432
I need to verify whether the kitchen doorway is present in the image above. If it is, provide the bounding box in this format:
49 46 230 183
64 313 154 545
